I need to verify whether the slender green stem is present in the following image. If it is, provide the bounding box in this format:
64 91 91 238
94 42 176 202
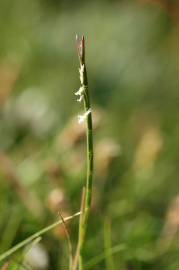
75 36 94 270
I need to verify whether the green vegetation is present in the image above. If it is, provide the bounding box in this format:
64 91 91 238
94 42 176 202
0 0 179 269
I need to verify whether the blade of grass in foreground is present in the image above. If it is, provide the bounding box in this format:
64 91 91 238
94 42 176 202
0 211 81 263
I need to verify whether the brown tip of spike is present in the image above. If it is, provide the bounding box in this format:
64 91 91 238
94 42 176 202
76 35 85 65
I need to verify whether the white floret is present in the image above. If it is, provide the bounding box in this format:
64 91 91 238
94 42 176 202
78 109 91 124
79 64 84 84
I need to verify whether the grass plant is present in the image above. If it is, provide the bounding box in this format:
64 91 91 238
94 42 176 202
75 35 94 270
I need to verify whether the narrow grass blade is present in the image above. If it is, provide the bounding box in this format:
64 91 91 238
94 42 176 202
0 212 81 263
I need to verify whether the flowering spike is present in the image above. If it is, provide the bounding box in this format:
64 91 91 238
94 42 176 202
74 35 93 269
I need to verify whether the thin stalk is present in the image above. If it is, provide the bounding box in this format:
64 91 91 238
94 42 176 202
75 35 94 270
58 212 73 270
72 188 86 270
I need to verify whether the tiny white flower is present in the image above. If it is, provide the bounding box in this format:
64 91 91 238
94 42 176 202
75 86 85 102
77 95 83 102
78 109 91 124
79 64 84 84
75 86 84 96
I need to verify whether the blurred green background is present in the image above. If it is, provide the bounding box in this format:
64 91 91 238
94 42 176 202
1 0 179 269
